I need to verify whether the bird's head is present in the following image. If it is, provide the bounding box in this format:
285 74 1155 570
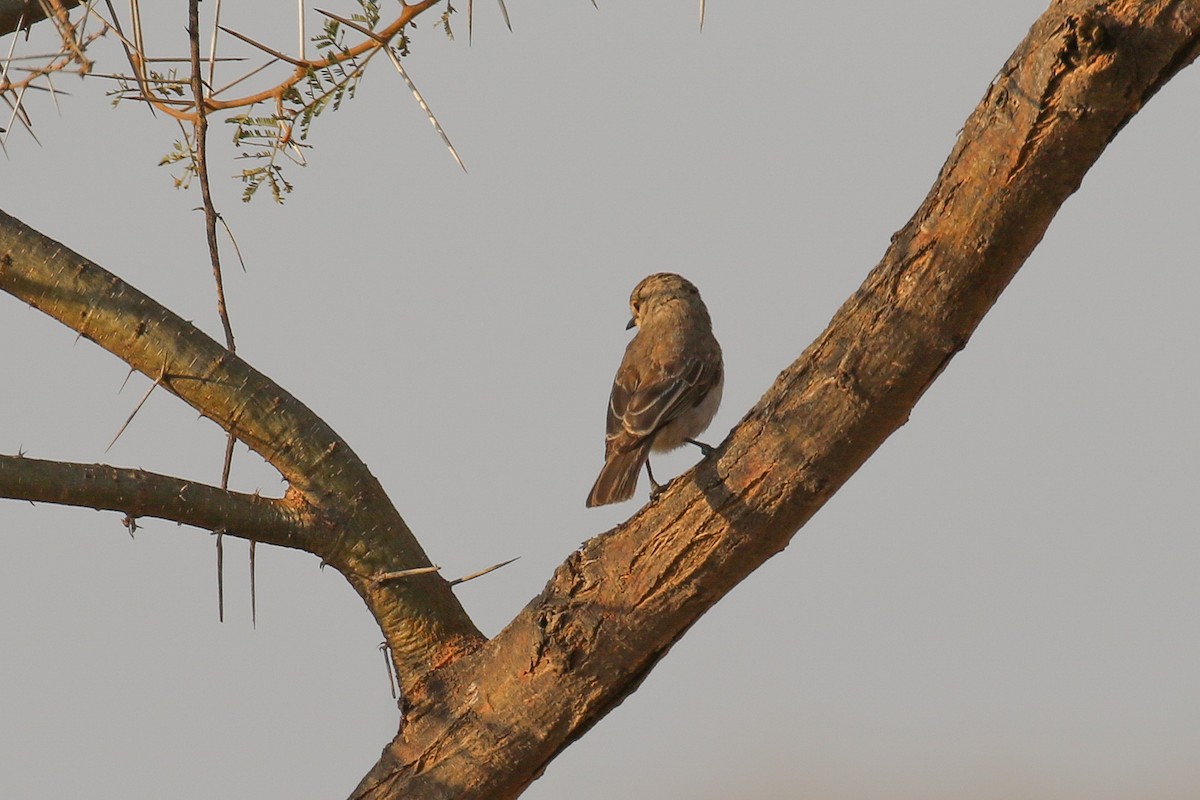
627 272 703 329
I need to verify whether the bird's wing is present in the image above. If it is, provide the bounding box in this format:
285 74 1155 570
606 357 714 446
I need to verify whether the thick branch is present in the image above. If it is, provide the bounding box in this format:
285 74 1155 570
0 0 83 38
0 453 307 548
0 211 360 504
0 210 483 688
351 1 1200 797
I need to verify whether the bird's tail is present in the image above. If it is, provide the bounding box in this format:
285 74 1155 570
586 441 653 507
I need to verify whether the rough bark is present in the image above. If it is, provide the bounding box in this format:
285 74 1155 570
2 1 1199 798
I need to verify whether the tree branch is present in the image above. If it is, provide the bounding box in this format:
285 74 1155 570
0 208 484 689
0 453 307 548
7 2 1200 797
0 209 353 501
348 1 1200 796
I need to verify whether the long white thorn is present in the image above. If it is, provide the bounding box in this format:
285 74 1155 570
384 46 466 173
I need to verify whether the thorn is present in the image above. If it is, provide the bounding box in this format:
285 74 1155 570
249 539 257 628
449 556 520 586
106 357 168 452
216 529 225 623
315 7 467 172
216 214 248 272
118 366 137 393
372 565 442 585
378 641 398 700
217 25 308 66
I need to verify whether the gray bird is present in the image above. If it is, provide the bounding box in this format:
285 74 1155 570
586 273 723 507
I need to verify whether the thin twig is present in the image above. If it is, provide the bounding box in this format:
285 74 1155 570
191 0 241 623
219 432 236 520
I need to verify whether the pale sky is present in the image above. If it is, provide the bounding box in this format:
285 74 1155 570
3 2 1200 798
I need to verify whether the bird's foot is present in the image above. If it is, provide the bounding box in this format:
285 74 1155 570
645 459 665 501
685 438 715 457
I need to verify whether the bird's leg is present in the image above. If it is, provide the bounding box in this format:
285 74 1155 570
645 459 665 499
685 438 714 457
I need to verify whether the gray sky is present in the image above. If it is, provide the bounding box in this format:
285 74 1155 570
3 2 1200 798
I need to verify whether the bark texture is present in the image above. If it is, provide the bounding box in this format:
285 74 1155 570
2 1 1199 798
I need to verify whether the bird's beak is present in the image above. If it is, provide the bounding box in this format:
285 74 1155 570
626 317 636 330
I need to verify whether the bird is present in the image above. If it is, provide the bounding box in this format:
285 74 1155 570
586 273 723 507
